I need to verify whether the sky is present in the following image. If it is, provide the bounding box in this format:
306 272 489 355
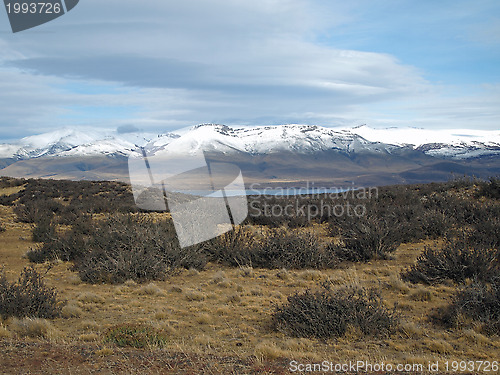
0 0 499 140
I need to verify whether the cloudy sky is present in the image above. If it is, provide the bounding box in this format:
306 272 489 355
0 0 499 140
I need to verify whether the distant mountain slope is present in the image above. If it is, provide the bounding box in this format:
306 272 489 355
0 124 499 186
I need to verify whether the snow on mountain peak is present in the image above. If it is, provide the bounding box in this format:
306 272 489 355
0 124 499 161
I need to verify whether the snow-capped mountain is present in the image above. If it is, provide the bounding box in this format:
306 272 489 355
0 128 168 159
350 125 500 160
1 124 499 161
0 124 499 185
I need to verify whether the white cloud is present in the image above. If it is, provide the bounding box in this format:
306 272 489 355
0 0 498 140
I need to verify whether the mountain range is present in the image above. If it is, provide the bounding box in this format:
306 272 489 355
1 124 499 187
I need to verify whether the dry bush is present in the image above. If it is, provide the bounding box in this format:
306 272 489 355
272 284 397 339
477 177 500 199
204 226 256 266
211 227 337 269
71 214 207 284
332 213 403 262
435 279 500 335
13 199 62 224
401 239 499 285
26 215 92 263
31 217 57 243
0 266 61 319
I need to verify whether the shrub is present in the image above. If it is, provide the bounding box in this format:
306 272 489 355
468 219 500 249
333 213 403 262
210 227 337 269
14 199 62 224
204 226 256 266
0 266 62 319
73 215 207 284
105 323 169 348
436 279 500 335
27 215 93 263
401 239 499 285
31 217 57 243
478 177 500 199
272 285 397 339
28 213 208 283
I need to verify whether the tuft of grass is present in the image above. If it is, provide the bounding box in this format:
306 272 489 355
461 329 491 345
105 323 169 349
226 294 241 303
67 275 82 285
61 303 83 318
399 321 424 339
124 279 138 288
298 270 323 281
238 266 254 278
78 320 100 332
386 274 410 294
154 311 169 320
10 317 53 338
0 323 12 338
79 333 100 342
185 290 206 302
137 283 164 296
409 286 433 302
169 285 183 293
77 292 105 304
195 313 213 325
254 340 288 360
424 339 453 354
96 348 114 356
250 288 263 296
275 269 289 280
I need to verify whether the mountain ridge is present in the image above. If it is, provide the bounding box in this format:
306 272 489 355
2 124 499 160
1 124 499 186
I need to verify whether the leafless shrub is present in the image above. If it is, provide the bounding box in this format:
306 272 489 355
401 239 499 285
435 278 500 335
0 266 61 319
272 284 397 339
